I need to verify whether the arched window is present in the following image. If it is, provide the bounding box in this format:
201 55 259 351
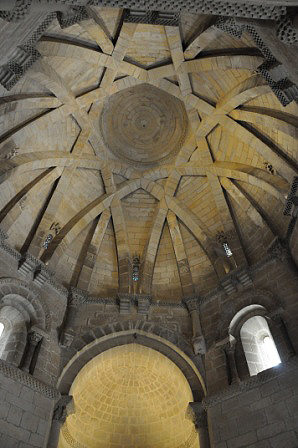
240 315 281 376
0 305 28 366
228 305 282 378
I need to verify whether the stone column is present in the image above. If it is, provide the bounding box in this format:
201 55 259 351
47 395 73 448
184 297 206 355
188 402 210 448
270 313 296 359
223 339 240 385
21 330 43 374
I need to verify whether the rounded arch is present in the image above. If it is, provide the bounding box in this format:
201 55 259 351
218 289 281 340
0 278 50 331
229 304 268 339
0 305 28 365
58 329 206 401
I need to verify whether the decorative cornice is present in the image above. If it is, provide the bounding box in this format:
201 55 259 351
203 356 298 409
0 1 287 21
0 227 293 312
0 359 60 400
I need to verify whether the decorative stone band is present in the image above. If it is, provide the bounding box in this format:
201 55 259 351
203 355 298 409
0 0 32 22
0 0 286 21
68 289 187 310
284 176 298 217
0 359 60 400
0 235 22 261
277 13 298 45
61 423 86 448
0 228 8 241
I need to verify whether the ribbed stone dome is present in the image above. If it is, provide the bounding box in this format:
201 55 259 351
100 83 188 166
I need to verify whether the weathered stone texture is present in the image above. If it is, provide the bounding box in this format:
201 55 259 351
0 374 53 448
208 364 298 447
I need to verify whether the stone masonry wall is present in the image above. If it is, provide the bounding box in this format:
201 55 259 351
202 257 298 395
0 372 54 448
207 359 298 448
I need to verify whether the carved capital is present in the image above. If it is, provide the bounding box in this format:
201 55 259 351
193 335 206 355
28 331 43 346
187 402 207 429
183 296 201 312
59 331 75 348
53 395 73 423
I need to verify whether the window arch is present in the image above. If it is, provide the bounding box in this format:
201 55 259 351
240 315 281 375
0 305 28 366
229 304 282 378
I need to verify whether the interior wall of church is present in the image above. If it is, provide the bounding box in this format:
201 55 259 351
0 372 54 448
0 243 298 447
207 362 298 448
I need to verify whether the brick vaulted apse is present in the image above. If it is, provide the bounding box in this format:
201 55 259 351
0 1 297 448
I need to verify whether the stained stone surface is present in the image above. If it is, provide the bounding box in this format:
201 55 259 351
100 83 188 166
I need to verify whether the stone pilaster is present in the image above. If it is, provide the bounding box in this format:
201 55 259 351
48 395 74 448
269 312 296 359
223 340 240 385
188 402 210 448
21 330 43 374
183 297 206 355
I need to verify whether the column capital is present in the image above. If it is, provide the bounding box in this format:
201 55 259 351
28 331 43 346
53 395 73 423
188 402 208 429
183 296 202 312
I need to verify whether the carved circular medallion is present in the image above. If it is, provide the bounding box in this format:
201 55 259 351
100 83 188 166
